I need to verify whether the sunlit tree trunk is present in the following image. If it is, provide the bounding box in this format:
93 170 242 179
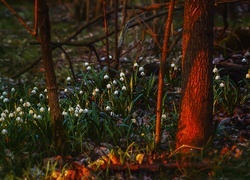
176 0 214 154
38 0 66 152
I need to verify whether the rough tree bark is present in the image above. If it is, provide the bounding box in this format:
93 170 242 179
176 0 214 154
38 0 66 152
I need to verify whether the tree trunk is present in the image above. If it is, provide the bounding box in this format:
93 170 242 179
176 0 214 154
38 0 66 152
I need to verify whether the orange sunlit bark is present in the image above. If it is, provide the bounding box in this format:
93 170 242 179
176 0 214 153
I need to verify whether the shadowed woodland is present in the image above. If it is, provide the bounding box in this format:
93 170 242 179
0 0 250 179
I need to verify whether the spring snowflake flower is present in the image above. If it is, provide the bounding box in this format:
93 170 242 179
171 63 176 68
31 89 36 94
213 67 219 73
2 129 8 135
139 67 144 72
83 108 89 113
1 113 6 118
3 98 9 103
161 114 167 119
120 77 124 81
84 62 89 66
44 89 47 93
105 106 111 111
140 71 145 76
219 83 225 88
16 117 23 123
215 75 220 80
11 88 15 92
122 86 126 91
131 119 137 124
37 103 41 107
23 102 31 107
246 74 250 79
242 57 247 63
36 115 42 120
66 76 71 81
79 90 83 94
94 88 100 93
0 96 3 100
62 111 68 116
112 80 117 85
0 117 5 122
40 107 45 113
78 108 84 113
110 112 115 116
106 84 112 89
104 74 109 79
39 94 44 99
2 91 7 96
120 72 125 77
114 90 119 95
20 99 23 103
16 107 22 112
134 63 139 68
33 87 38 91
29 110 34 115
87 66 91 70
68 107 74 112
64 88 68 93
8 113 14 118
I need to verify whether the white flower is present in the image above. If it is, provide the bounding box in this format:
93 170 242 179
37 103 41 107
16 107 22 112
48 107 50 111
94 88 100 93
134 63 139 67
112 80 117 85
29 110 34 115
139 67 144 72
213 67 219 73
31 89 36 94
44 89 47 93
11 88 15 92
79 90 83 94
114 90 119 95
4 109 9 113
2 91 7 96
120 72 125 77
2 129 8 135
3 98 9 103
122 86 126 91
219 82 225 88
78 108 84 113
40 107 45 113
131 119 136 124
0 117 5 121
8 113 14 118
20 98 23 103
242 58 247 63
105 106 111 111
66 76 71 81
110 112 115 116
104 74 109 79
140 71 145 76
36 115 42 120
106 84 112 89
19 111 24 116
84 62 89 66
68 107 74 112
215 75 220 80
120 77 124 81
16 117 23 123
1 113 6 118
23 102 31 107
171 63 176 68
246 74 250 79
62 111 68 116
83 108 88 113
161 114 167 119
0 96 3 100
64 88 68 93
39 94 44 99
87 66 91 70
33 87 38 91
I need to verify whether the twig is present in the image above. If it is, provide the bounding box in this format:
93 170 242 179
103 0 110 68
59 46 76 81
